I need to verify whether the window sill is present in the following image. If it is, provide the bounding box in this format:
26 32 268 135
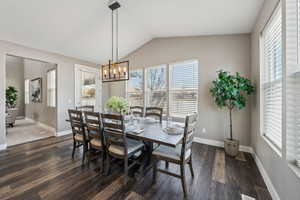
261 135 282 158
288 163 300 180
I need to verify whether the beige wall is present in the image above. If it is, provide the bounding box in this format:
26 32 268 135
251 0 300 199
0 40 97 147
109 34 252 146
24 59 56 128
6 55 25 117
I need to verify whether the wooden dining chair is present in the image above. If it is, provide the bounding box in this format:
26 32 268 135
145 107 163 123
101 113 144 181
130 106 144 117
84 111 106 171
76 105 94 112
68 109 89 166
152 113 198 198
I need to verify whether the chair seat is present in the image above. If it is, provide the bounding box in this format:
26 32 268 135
152 144 191 161
90 138 102 148
108 139 144 156
74 134 88 142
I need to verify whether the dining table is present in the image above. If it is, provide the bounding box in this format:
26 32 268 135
66 116 185 176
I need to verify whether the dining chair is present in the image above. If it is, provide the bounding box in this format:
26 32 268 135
130 106 144 117
68 109 89 166
76 105 94 112
84 111 106 171
101 113 144 181
152 113 198 198
145 107 163 123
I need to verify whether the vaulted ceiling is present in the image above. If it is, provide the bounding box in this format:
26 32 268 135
0 0 264 63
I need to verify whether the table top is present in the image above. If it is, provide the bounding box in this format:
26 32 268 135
126 121 183 147
66 118 183 148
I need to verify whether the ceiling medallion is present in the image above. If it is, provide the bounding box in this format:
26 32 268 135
102 1 129 83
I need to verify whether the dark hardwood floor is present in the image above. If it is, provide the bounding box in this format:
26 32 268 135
0 135 272 200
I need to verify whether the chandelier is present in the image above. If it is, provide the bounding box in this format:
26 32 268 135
102 1 129 83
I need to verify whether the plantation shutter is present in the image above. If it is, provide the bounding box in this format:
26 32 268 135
169 60 198 118
261 4 282 149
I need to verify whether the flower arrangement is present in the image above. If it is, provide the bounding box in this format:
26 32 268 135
105 96 129 114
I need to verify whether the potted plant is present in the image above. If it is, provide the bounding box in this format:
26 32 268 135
105 96 129 114
6 86 18 108
210 70 254 156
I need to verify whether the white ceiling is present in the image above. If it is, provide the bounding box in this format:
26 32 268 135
0 0 264 63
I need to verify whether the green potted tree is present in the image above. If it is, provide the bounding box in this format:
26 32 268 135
210 70 254 156
6 86 18 108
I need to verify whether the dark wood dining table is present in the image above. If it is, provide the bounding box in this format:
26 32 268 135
66 118 184 175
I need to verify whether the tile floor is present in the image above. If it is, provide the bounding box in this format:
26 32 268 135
6 119 54 146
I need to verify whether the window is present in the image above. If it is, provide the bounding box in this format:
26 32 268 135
261 4 282 149
169 60 198 118
146 65 167 111
47 69 56 107
127 70 144 106
126 60 199 118
286 0 300 169
24 79 30 104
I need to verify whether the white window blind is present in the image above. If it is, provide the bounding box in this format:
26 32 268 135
127 70 144 106
169 60 198 118
146 65 167 112
47 69 56 107
24 79 30 104
286 0 300 168
261 4 282 149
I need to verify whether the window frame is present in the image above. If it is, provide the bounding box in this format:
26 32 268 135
259 2 283 153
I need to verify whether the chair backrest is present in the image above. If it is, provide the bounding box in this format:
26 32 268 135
76 105 94 112
145 107 163 123
84 111 104 147
68 109 87 142
101 113 128 156
130 106 144 117
181 113 198 162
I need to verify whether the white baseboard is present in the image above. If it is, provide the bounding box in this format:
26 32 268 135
55 129 72 137
193 137 253 153
252 153 280 200
0 143 7 151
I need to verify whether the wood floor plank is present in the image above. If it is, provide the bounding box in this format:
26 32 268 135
125 191 144 200
212 150 226 184
0 136 272 200
235 152 247 162
91 176 125 200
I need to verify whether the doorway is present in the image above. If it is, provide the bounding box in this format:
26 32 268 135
5 55 57 146
75 64 101 111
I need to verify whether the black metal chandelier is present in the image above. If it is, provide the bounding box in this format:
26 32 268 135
102 1 129 83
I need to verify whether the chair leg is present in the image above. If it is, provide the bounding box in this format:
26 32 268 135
101 151 105 173
153 157 157 184
180 163 187 198
72 141 76 159
165 161 169 168
189 157 194 178
82 144 87 166
124 157 129 184
106 154 111 175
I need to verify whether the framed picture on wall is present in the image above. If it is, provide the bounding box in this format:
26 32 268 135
31 78 42 103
